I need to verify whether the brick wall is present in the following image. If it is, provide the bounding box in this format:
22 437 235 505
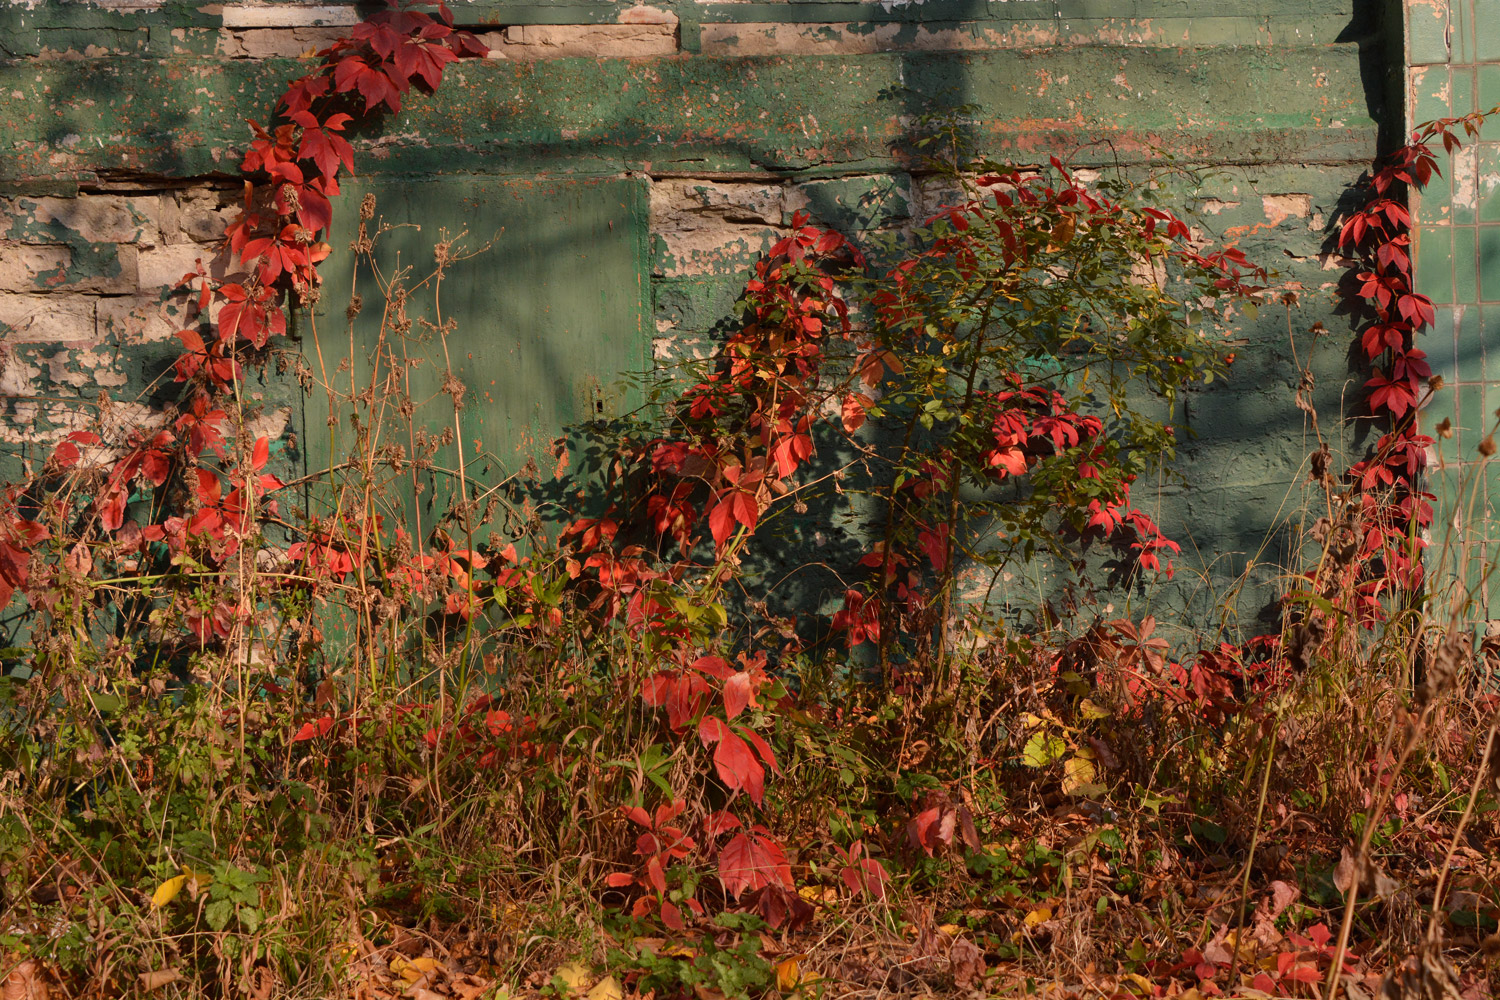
0 0 1399 626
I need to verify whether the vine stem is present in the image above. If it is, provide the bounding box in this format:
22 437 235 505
1225 703 1281 990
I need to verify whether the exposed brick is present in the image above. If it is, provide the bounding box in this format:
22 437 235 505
1262 193 1314 226
137 243 231 290
652 179 786 227
9 194 158 245
217 27 347 59
499 24 677 59
787 174 914 232
0 358 44 410
650 179 789 278
912 176 969 221
0 244 71 292
0 294 95 344
165 188 236 244
0 242 138 294
217 4 360 29
47 346 128 390
97 294 180 346
618 5 678 25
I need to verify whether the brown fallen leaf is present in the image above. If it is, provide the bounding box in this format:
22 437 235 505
1333 846 1360 896
3 959 49 1000
138 969 181 992
1201 932 1233 967
1269 879 1299 917
950 936 986 990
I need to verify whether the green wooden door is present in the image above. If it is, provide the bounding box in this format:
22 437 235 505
299 173 650 544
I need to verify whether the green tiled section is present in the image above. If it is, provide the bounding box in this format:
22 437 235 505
1456 63 1477 114
1457 304 1483 379
1480 145 1500 219
1409 0 1500 622
1456 226 1478 299
1410 0 1450 63
1480 0 1500 58
1415 66 1453 124
1419 224 1457 302
1457 0 1475 62
1479 225 1500 298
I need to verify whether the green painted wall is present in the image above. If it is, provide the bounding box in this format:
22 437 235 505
0 0 1404 637
1408 0 1500 624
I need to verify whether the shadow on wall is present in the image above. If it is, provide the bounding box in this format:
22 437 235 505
0 0 1411 652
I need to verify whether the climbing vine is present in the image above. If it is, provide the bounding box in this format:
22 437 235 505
1331 111 1490 623
0 0 1318 957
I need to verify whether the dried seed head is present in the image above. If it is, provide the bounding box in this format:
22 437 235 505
1479 435 1496 457
360 193 376 221
1416 633 1468 709
1436 417 1453 439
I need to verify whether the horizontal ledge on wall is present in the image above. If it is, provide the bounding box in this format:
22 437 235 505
0 47 1379 183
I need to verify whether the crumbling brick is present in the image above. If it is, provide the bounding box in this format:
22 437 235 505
137 243 229 290
497 24 677 59
8 194 157 245
217 27 348 59
0 294 96 345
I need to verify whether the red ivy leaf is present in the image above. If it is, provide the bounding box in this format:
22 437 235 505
718 829 792 899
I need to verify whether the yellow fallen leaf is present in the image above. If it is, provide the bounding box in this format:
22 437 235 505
1062 756 1097 794
151 874 188 908
554 962 590 993
390 955 440 982
938 923 963 937
392 954 440 984
1123 972 1155 995
587 975 623 1000
775 957 801 992
798 884 838 906
1023 907 1052 928
1079 698 1111 719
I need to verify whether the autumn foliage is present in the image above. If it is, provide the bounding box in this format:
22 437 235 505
2 4 1498 999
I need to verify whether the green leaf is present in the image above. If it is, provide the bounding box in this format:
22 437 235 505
238 906 263 933
89 690 123 715
1021 732 1067 768
205 899 233 931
